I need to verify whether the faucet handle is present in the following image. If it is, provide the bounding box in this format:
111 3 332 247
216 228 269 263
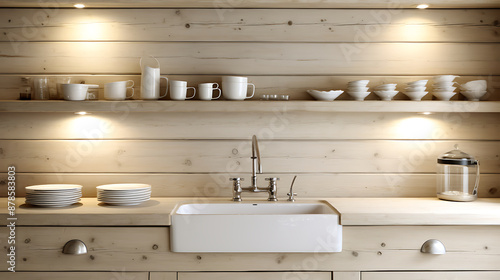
265 177 280 182
287 192 297 202
229 177 244 182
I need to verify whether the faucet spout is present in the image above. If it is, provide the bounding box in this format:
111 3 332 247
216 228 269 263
251 135 262 190
252 135 262 173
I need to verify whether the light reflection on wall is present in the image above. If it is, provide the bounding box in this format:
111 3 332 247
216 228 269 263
75 22 109 41
395 116 437 139
70 115 114 139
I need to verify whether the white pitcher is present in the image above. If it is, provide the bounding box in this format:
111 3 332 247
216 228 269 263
140 56 168 100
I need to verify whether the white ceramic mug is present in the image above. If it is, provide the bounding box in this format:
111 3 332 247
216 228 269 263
140 57 168 99
104 80 135 100
170 80 196 100
222 76 255 100
198 83 221 100
61 84 99 101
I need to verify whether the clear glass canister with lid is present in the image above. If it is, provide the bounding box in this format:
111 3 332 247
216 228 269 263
436 145 480 202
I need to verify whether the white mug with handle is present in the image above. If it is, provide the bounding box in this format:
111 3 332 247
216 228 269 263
222 76 255 100
104 80 135 100
170 80 196 100
198 83 221 100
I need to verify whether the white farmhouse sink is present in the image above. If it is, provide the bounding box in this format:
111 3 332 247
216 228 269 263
170 202 342 253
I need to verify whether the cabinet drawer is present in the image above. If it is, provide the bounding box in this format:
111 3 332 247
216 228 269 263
362 271 500 280
343 226 500 270
14 227 169 271
0 272 148 280
178 272 331 280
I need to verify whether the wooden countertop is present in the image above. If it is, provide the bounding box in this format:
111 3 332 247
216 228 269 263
2 197 500 226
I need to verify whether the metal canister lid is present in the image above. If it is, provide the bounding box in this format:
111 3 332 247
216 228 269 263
437 144 477 165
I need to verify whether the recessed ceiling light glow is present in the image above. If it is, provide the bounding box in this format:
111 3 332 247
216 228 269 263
74 3 86 8
418 112 433 115
74 111 90 115
416 4 429 9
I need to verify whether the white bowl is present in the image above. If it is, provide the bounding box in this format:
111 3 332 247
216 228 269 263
374 90 399 101
375 83 397 89
433 75 459 83
347 87 369 92
460 80 487 91
307 89 344 101
404 91 428 101
433 86 456 92
348 91 371 101
407 80 428 87
460 90 487 101
433 91 457 101
348 80 370 86
433 81 456 88
62 84 99 101
405 86 427 92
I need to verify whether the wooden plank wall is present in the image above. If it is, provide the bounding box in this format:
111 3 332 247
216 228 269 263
0 6 499 198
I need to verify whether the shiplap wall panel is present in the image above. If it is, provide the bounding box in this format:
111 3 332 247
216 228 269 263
1 173 498 198
1 75 499 101
1 9 498 43
0 6 498 199
0 42 498 75
1 140 498 173
1 0 500 8
1 112 500 140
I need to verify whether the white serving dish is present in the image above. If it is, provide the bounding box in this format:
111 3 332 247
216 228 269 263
405 86 427 92
433 91 457 101
306 89 344 101
347 91 371 101
404 91 428 101
374 90 399 101
460 90 487 101
407 80 428 87
433 75 459 83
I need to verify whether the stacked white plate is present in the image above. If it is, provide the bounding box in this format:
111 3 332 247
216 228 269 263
404 80 428 101
97 184 151 206
25 184 82 207
347 80 370 101
432 75 459 100
373 84 398 101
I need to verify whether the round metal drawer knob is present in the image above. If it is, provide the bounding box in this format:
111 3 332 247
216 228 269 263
62 239 88 255
420 239 446 255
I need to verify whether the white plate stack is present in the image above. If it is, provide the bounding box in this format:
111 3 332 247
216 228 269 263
97 184 151 206
25 184 82 207
404 80 428 101
347 80 371 101
432 75 458 100
373 84 398 101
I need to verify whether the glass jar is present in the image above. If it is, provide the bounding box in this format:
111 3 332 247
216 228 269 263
436 145 480 202
19 77 32 100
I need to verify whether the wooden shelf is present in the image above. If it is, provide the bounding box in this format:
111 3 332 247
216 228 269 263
1 0 498 8
1 100 500 113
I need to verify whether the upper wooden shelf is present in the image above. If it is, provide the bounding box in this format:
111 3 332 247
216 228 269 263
1 100 500 113
1 0 499 8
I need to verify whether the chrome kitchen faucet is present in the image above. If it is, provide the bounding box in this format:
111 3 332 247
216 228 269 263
230 135 279 202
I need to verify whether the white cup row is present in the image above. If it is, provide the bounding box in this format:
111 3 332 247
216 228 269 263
62 76 257 101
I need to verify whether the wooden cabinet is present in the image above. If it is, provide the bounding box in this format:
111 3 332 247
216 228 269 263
362 272 500 280
178 272 331 280
0 272 148 280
